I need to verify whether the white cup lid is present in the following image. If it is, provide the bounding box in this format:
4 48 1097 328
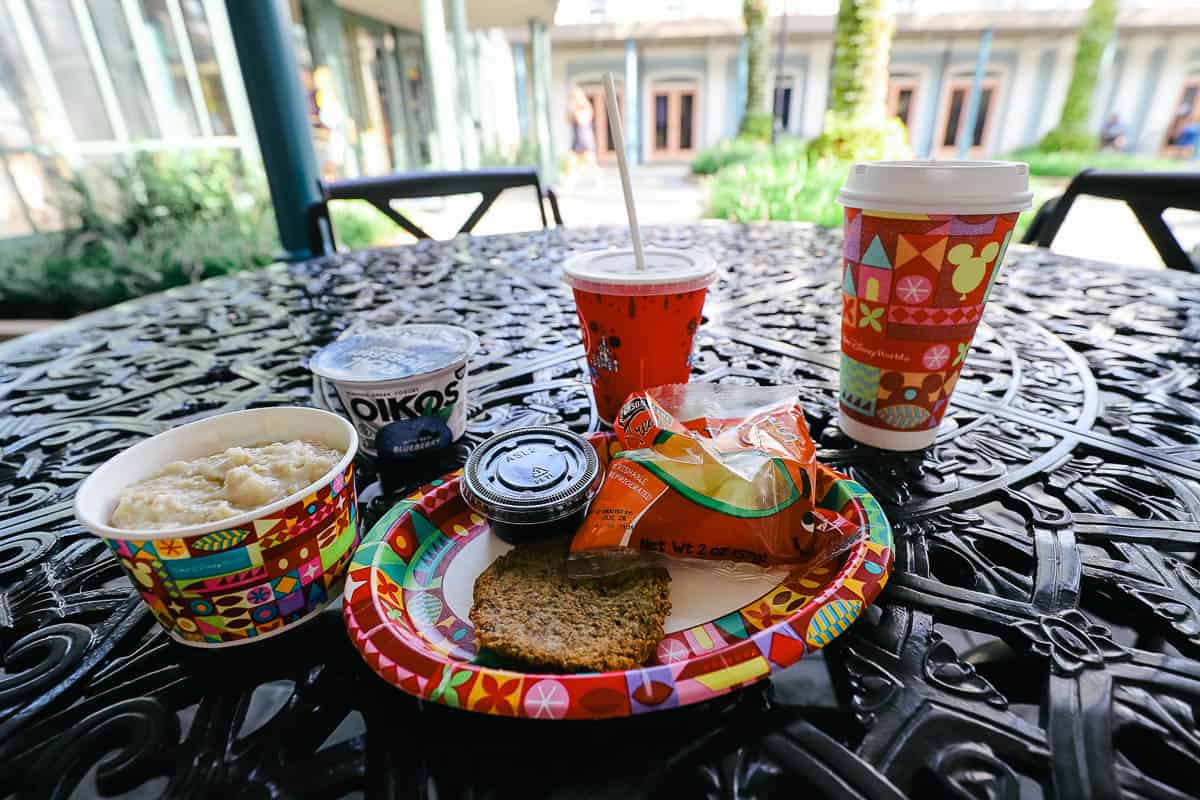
837 160 1033 215
562 248 717 295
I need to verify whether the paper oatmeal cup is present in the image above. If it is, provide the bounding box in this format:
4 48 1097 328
74 407 360 647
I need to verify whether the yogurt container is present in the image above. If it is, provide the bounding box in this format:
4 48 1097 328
310 324 479 456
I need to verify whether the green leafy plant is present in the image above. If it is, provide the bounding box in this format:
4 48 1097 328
329 200 397 250
1007 147 1177 177
808 111 910 164
690 138 768 175
0 151 278 318
706 143 849 226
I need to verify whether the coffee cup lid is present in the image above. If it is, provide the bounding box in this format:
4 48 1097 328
837 160 1032 215
562 248 717 295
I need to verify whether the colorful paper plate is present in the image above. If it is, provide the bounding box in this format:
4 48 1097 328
342 434 893 719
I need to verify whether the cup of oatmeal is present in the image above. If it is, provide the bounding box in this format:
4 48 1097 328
74 407 359 647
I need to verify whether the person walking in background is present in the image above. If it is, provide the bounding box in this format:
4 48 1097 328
1099 113 1127 151
564 87 597 187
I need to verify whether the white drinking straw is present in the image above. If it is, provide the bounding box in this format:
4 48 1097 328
603 72 646 271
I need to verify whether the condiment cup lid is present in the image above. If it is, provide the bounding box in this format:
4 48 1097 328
837 160 1033 215
461 427 602 525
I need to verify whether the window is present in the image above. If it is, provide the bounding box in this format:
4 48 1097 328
943 88 965 148
0 3 39 148
86 0 159 139
888 78 919 129
581 85 621 158
972 87 993 147
649 83 698 159
28 0 113 140
937 79 999 156
1165 81 1200 149
896 89 913 126
654 94 668 149
178 0 233 135
137 0 202 137
772 77 792 130
679 93 694 150
0 3 61 235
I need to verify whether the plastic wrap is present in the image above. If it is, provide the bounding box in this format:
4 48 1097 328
569 383 863 577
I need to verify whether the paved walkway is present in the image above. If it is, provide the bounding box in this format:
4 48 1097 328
401 164 706 239
383 163 1200 271
1048 196 1200 269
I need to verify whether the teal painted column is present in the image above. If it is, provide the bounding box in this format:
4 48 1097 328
1130 46 1167 152
380 40 411 171
734 37 748 136
624 39 640 164
513 43 530 140
959 28 992 159
529 19 555 184
1023 49 1058 146
225 0 321 261
448 0 480 168
919 48 951 158
421 0 462 169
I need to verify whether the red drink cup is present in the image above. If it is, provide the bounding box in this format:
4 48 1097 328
836 161 1032 450
563 248 717 423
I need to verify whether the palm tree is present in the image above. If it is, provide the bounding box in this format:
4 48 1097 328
739 0 771 140
810 0 906 161
828 0 894 121
1040 0 1119 152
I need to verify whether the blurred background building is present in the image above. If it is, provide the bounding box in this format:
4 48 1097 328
547 0 1200 164
1 0 1198 240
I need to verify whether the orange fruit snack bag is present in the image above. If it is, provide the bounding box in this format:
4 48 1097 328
570 384 859 576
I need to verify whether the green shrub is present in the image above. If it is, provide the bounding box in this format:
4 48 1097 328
739 112 775 142
807 112 911 163
690 138 767 175
707 144 849 227
481 138 540 167
0 151 278 318
329 200 397 250
1007 147 1180 177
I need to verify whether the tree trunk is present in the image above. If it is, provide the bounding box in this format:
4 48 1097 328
828 0 895 121
739 0 771 140
1041 0 1119 151
808 0 905 161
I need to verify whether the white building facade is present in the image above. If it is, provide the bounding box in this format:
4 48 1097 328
545 0 1200 163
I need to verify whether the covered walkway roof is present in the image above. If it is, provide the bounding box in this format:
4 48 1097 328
335 0 558 31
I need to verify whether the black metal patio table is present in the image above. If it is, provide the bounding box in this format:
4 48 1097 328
1 223 1198 799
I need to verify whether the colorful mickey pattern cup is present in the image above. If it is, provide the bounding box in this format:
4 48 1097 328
74 407 360 647
836 161 1032 451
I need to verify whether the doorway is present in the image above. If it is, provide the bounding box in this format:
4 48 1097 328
1163 79 1200 156
581 83 622 163
935 79 998 158
648 82 698 161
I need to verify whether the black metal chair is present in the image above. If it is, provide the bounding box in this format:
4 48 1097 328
305 166 563 256
1020 169 1200 272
